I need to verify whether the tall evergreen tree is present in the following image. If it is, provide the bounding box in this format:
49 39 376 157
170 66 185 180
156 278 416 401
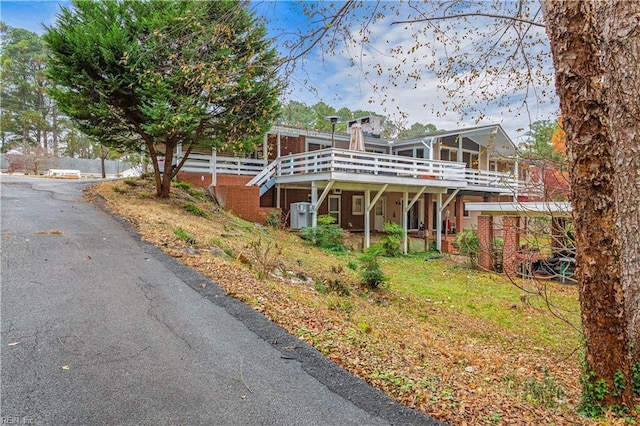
44 0 282 197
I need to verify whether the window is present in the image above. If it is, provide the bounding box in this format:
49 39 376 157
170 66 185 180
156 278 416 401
440 148 457 162
463 202 470 218
352 196 364 215
329 195 341 225
463 152 479 169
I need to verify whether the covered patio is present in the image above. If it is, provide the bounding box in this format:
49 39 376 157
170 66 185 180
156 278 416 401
465 202 574 280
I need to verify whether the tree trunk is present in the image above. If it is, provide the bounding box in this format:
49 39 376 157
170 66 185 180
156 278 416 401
542 0 636 409
52 106 59 157
101 155 106 179
598 0 640 368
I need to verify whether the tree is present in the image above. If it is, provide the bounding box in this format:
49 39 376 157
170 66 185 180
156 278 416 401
396 122 439 139
0 23 51 152
521 119 560 161
44 0 281 197
541 0 639 412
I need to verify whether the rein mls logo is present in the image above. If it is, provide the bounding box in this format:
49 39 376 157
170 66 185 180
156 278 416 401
1 416 35 425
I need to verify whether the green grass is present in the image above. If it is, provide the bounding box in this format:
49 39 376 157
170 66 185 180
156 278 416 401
381 256 581 351
184 203 209 218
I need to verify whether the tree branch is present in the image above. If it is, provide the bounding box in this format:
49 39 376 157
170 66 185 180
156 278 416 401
391 13 545 28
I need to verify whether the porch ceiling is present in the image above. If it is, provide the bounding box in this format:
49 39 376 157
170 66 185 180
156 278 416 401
274 171 461 193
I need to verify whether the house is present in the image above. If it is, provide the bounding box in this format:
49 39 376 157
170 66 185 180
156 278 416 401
175 119 525 254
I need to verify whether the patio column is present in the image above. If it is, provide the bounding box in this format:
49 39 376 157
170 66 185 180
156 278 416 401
402 191 409 254
425 193 433 250
455 194 465 233
436 193 443 252
478 215 494 271
502 216 521 277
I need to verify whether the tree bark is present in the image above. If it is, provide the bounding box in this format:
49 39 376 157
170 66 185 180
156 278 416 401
542 0 636 408
598 0 640 368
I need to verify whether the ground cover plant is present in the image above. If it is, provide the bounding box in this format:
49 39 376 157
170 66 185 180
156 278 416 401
90 178 637 424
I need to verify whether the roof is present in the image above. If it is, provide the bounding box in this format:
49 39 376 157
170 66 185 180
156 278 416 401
269 123 517 158
465 201 572 217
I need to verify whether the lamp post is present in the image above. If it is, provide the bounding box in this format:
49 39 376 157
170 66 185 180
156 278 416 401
325 115 340 148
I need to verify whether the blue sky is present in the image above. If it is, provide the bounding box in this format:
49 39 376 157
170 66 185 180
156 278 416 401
1 1 558 142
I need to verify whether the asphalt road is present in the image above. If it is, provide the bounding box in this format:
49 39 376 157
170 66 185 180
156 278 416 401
1 176 441 426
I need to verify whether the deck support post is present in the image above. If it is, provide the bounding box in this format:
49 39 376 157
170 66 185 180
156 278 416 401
364 189 371 251
402 191 409 254
311 181 318 227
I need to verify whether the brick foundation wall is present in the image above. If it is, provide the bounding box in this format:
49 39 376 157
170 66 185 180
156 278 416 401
214 184 274 224
176 172 212 189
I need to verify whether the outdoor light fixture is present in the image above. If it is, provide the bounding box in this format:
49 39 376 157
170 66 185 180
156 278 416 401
325 115 341 148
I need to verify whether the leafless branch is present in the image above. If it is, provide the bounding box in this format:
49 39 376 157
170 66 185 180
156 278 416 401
391 13 545 28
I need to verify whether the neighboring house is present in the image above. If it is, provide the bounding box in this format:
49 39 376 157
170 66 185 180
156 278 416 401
175 118 525 253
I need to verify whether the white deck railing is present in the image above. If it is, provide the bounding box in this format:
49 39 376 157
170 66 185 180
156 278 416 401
464 169 521 190
179 149 520 194
178 152 267 185
280 148 466 179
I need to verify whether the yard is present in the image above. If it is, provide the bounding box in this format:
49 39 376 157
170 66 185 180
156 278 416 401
90 177 631 425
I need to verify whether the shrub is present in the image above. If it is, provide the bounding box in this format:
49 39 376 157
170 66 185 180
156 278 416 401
300 214 345 252
189 188 205 200
359 245 387 289
265 209 282 229
456 228 480 267
123 178 139 187
246 238 282 280
173 181 192 190
185 203 209 218
112 186 127 194
381 222 405 257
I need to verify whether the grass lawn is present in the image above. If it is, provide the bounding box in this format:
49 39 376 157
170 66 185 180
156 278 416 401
90 177 634 425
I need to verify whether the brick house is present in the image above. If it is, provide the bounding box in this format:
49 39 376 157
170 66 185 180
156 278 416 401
175 118 525 253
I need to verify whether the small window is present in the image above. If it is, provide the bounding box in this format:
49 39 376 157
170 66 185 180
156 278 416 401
463 202 470 218
352 195 364 215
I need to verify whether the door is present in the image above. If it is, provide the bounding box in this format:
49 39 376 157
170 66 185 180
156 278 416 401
328 195 341 226
374 197 386 231
408 199 424 230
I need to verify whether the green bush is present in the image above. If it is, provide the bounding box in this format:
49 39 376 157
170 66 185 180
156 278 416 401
189 188 205 200
174 181 192 190
185 203 209 218
456 228 480 267
265 209 281 228
300 215 345 252
359 245 387 289
381 222 405 257
123 178 139 187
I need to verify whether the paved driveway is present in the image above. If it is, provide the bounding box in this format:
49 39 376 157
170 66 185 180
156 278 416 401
0 176 440 425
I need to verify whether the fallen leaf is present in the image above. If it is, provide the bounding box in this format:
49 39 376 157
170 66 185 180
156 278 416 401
8 342 18 346
61 365 70 370
200 283 206 289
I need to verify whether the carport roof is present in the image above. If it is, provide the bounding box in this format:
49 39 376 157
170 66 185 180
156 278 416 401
465 201 572 217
